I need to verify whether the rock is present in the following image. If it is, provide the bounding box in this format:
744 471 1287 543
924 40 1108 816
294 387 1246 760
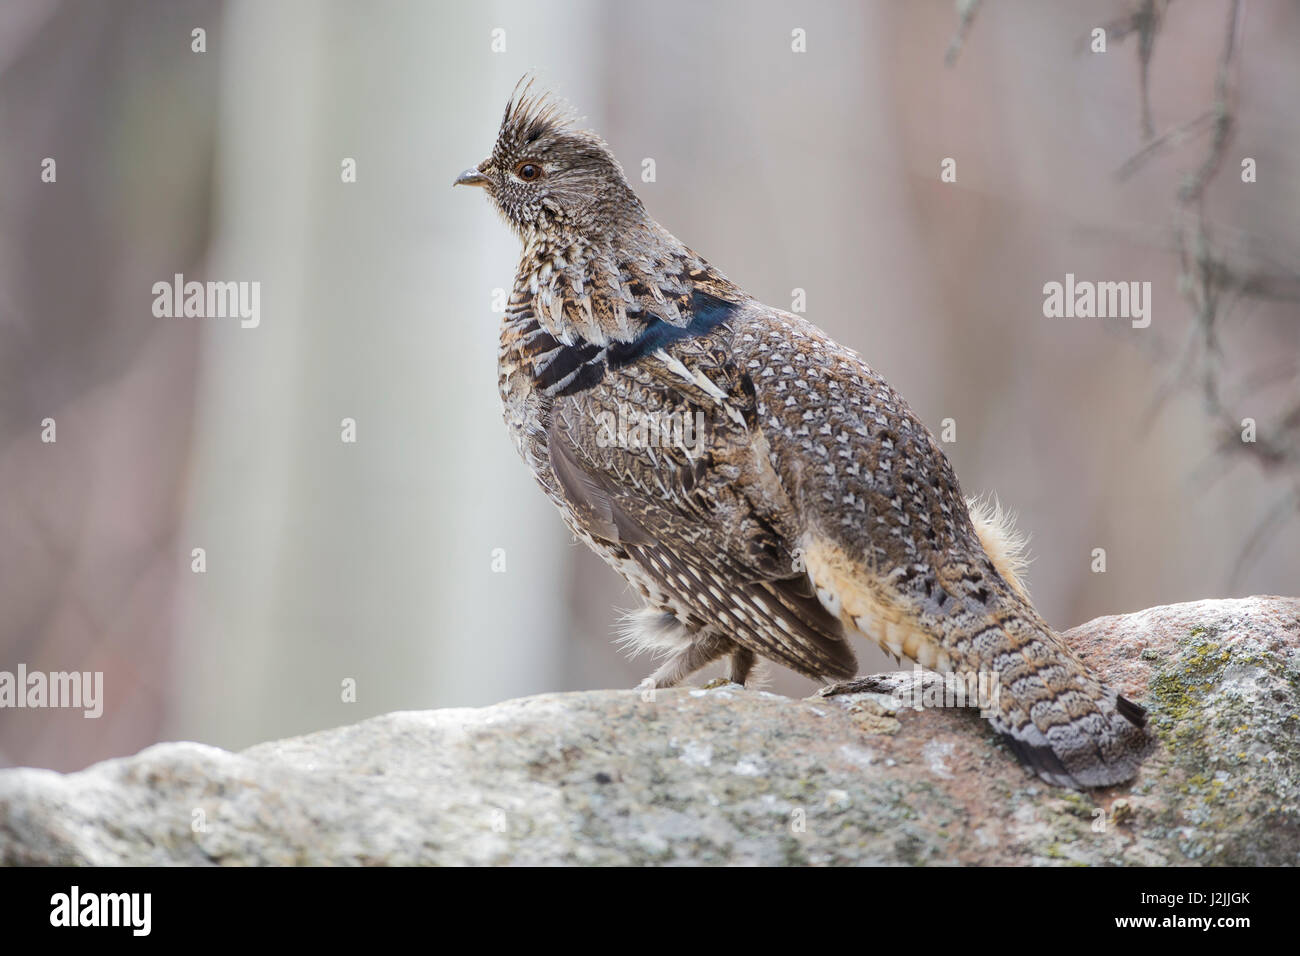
1 596 1297 865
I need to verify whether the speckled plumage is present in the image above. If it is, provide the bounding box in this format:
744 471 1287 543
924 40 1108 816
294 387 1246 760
456 82 1152 788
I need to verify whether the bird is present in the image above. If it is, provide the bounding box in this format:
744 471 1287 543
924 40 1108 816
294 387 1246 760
454 80 1152 789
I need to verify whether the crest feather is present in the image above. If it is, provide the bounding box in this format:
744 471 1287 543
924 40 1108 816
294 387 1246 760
502 74 577 143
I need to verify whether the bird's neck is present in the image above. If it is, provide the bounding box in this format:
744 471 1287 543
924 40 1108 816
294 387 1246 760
511 217 743 349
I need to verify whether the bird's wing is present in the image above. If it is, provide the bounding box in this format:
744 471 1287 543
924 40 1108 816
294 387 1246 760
547 327 857 680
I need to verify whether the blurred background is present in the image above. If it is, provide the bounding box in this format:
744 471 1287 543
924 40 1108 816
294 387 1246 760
1 0 1296 771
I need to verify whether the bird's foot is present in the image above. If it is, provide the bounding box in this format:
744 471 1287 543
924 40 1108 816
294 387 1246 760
702 677 741 690
818 675 897 698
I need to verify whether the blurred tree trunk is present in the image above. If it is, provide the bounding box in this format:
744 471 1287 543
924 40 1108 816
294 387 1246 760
168 0 578 749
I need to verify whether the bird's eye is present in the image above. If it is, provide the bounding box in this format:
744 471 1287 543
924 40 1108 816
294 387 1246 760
516 162 543 182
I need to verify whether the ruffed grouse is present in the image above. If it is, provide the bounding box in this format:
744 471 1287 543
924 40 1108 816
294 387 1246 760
455 82 1151 788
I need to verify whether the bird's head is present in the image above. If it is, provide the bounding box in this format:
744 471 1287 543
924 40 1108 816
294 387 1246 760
454 79 643 242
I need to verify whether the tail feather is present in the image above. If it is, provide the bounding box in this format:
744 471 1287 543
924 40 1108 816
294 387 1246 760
993 706 1151 789
985 626 1152 788
1116 693 1148 727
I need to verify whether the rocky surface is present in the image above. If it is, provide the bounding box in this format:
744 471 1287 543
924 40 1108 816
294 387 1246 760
1 596 1297 865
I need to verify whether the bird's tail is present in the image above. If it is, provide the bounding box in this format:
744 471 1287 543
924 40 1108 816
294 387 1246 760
971 598 1152 788
801 529 1151 788
962 497 1150 786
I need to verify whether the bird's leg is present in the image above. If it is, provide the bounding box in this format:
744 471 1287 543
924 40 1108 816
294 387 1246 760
649 634 729 688
728 647 755 685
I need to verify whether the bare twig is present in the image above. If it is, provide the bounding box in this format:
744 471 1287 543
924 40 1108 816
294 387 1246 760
1231 487 1300 587
1115 109 1216 181
1135 0 1166 139
1086 0 1168 138
944 0 984 67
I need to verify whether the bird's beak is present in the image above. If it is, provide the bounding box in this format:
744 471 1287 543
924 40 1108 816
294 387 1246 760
453 166 491 188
